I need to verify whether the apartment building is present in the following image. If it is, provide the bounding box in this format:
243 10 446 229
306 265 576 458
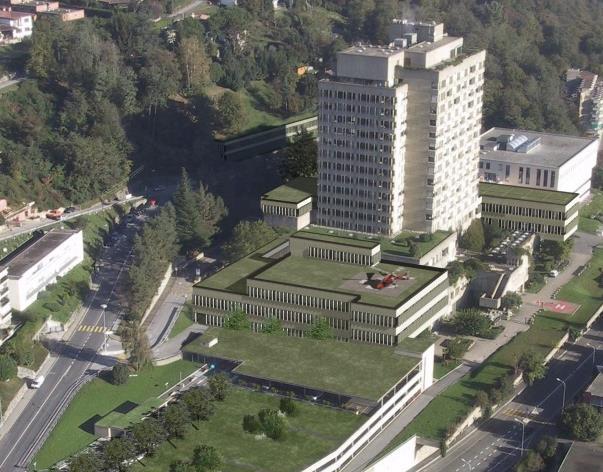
479 128 599 201
566 68 603 140
0 265 10 329
0 229 84 311
316 20 485 236
193 229 450 347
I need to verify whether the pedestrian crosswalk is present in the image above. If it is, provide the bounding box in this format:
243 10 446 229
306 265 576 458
503 407 537 420
78 325 107 333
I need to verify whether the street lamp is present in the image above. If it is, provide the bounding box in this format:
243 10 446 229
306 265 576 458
556 377 566 411
514 417 527 456
100 303 108 352
586 343 597 369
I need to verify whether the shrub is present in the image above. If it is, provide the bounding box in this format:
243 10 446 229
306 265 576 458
279 397 298 417
111 363 129 385
208 373 229 401
0 354 17 381
258 408 287 441
242 414 261 434
459 220 485 252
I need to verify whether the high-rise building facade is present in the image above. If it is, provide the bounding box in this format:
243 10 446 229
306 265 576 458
317 20 485 236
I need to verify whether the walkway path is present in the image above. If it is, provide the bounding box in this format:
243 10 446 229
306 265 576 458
341 363 473 472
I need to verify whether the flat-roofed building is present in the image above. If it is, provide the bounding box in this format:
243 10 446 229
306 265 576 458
193 229 450 346
480 183 580 241
479 127 599 201
0 228 84 311
260 176 316 230
585 372 603 409
317 20 484 236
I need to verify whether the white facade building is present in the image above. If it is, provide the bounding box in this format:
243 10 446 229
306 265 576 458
2 229 84 312
479 128 599 201
0 265 10 329
0 8 33 42
317 20 485 236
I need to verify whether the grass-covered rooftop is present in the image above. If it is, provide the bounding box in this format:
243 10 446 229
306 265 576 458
294 227 380 249
261 176 317 204
479 182 578 206
195 237 286 294
254 256 441 308
183 328 422 401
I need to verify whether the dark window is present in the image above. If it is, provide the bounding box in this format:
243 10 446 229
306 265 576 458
526 168 531 185
543 170 548 187
550 171 556 188
536 169 541 186
519 167 524 184
505 165 510 178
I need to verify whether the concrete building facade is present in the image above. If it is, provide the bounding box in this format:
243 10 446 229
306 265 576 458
0 229 84 311
566 68 603 141
480 183 580 241
0 265 10 329
479 128 599 201
0 8 32 42
193 230 450 347
316 20 485 237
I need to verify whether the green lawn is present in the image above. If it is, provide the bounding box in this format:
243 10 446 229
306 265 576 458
579 189 603 234
434 359 461 380
34 361 198 469
134 387 366 472
381 230 452 258
383 248 603 450
168 303 194 339
184 328 420 401
480 182 578 205
0 378 23 415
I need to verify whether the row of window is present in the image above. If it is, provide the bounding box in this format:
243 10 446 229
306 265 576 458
261 204 297 217
320 151 395 165
483 218 568 235
321 127 397 142
352 311 396 328
247 287 349 312
318 208 392 223
321 138 392 153
320 182 393 195
320 90 398 104
307 246 373 266
319 112 397 130
318 197 392 212
247 305 315 324
351 329 395 346
316 218 389 236
482 203 566 221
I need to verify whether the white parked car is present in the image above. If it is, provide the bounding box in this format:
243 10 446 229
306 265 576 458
30 375 45 389
548 270 559 278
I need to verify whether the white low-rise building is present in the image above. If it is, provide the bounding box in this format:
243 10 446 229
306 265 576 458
479 128 599 201
0 265 11 329
1 229 84 312
0 8 33 42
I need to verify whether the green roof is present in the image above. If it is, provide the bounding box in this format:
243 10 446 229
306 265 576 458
183 328 422 401
195 237 287 294
380 230 452 258
96 397 164 429
294 227 380 249
254 256 441 308
262 177 317 204
479 183 578 206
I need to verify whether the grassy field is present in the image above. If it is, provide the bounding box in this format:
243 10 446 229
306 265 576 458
34 361 199 469
168 303 194 339
579 189 603 234
384 247 603 448
0 378 24 415
185 328 420 401
433 359 461 380
134 387 366 472
0 232 33 257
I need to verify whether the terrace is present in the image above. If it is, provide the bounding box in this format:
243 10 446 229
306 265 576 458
261 176 317 204
253 255 441 308
183 328 422 402
480 182 578 206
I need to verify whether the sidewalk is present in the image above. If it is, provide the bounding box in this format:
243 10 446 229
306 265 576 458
341 363 473 472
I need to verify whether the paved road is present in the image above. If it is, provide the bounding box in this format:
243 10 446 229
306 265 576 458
421 318 603 472
0 216 141 471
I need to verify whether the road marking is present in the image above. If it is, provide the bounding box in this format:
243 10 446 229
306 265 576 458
78 324 107 333
4 246 135 469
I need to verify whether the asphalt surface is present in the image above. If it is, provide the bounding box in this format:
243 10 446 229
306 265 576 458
421 318 603 472
0 215 142 471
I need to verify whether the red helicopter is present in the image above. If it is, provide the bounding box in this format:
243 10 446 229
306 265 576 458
375 272 409 290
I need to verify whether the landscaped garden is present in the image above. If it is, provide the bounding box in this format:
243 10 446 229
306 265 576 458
34 360 199 469
383 246 603 451
579 189 603 234
133 386 366 472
